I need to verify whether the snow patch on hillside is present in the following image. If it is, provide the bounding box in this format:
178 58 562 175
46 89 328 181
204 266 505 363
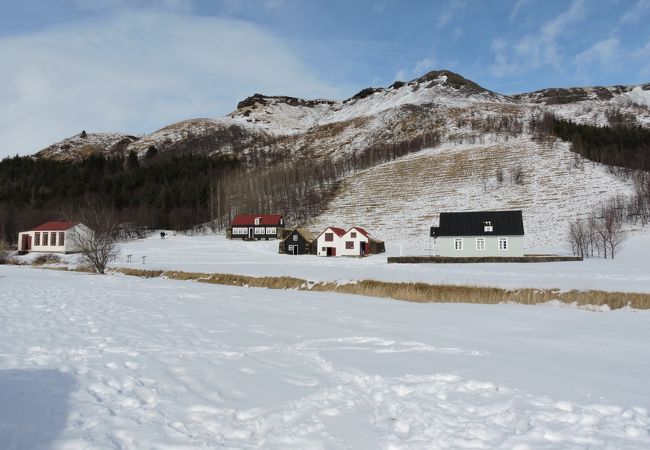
309 136 636 251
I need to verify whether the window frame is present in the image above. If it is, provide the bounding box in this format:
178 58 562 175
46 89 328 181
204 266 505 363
34 232 41 246
476 237 485 251
324 232 333 242
498 237 508 251
345 241 354 249
59 232 65 246
453 237 463 251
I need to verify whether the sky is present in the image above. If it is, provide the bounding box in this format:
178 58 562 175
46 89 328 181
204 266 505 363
1 0 649 157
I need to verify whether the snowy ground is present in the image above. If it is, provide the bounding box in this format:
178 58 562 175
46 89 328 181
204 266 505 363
1 266 649 449
89 232 650 293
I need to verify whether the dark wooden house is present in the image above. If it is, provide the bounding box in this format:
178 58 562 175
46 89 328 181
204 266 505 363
279 227 316 255
228 214 285 240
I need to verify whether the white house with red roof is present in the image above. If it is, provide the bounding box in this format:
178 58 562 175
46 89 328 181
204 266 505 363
316 226 385 257
340 226 372 256
315 227 346 256
17 221 91 254
228 214 285 240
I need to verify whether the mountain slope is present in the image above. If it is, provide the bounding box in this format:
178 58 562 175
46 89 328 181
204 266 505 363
26 69 650 248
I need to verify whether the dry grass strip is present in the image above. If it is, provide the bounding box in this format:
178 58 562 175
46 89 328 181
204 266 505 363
108 267 650 310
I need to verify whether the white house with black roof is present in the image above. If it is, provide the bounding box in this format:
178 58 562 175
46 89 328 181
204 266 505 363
430 210 525 257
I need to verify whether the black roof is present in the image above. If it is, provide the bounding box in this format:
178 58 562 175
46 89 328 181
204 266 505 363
433 210 524 237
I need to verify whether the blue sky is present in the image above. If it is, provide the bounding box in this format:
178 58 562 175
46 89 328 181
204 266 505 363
1 0 649 157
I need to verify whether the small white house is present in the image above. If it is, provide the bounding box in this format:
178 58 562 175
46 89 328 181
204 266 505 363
316 227 345 256
430 210 525 257
316 226 386 257
17 221 91 254
339 227 371 256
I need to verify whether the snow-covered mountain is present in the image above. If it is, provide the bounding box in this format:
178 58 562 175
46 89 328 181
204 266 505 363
31 70 650 248
34 70 650 162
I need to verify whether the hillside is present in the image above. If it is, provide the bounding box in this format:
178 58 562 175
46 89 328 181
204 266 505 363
20 69 650 247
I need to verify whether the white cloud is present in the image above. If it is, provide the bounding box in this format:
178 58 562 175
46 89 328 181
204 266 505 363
489 0 586 76
620 0 650 23
71 0 193 12
394 69 407 82
437 0 469 29
633 41 650 76
393 55 437 83
574 37 621 78
510 0 531 20
372 0 391 13
0 11 339 157
413 57 435 75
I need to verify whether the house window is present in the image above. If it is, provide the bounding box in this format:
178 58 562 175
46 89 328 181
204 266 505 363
498 237 508 251
255 227 264 235
254 218 260 225
346 241 354 249
59 232 65 246
266 227 276 235
43 232 49 246
351 232 357 238
51 232 57 246
325 233 333 242
454 238 463 251
476 238 485 251
292 234 298 242
34 232 41 246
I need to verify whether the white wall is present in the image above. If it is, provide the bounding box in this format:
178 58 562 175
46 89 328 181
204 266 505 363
17 224 91 254
437 236 524 257
339 229 369 257
316 228 342 256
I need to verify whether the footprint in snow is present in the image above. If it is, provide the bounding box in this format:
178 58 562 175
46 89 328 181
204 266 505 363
283 376 319 387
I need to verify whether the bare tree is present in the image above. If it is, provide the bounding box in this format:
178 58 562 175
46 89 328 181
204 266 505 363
496 168 504 186
511 165 525 185
567 219 589 258
600 203 626 259
69 205 120 274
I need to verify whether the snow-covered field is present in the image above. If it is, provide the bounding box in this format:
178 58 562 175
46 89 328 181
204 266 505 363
1 265 649 449
92 233 650 293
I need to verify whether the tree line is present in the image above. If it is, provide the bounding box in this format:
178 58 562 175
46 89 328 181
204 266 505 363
1 129 442 244
0 151 238 243
530 112 650 171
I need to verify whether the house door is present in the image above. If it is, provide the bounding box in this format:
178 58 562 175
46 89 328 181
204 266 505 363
21 234 32 251
360 241 366 256
248 227 254 239
292 245 298 255
326 247 336 257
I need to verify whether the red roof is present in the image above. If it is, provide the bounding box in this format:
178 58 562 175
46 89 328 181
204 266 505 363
231 214 283 226
32 221 79 231
317 227 345 239
347 227 369 237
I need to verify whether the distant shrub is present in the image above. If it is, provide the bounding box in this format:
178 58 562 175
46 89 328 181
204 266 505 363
32 254 62 266
0 240 9 264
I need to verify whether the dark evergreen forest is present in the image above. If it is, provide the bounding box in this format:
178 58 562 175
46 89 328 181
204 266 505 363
0 151 239 243
531 113 650 170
